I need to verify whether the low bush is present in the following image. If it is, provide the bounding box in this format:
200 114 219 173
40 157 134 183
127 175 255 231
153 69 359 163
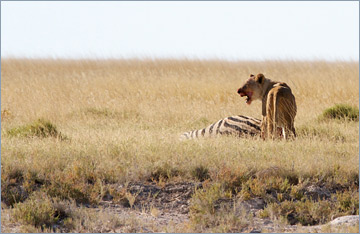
320 104 359 121
262 189 359 226
7 118 65 139
13 192 72 230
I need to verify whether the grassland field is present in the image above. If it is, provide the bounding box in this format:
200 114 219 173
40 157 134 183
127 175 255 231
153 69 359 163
1 59 359 232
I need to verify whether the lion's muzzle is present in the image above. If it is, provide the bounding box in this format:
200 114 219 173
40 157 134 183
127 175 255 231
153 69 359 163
237 88 253 105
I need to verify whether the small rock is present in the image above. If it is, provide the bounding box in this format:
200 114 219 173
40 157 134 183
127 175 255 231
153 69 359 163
329 215 359 226
249 229 261 233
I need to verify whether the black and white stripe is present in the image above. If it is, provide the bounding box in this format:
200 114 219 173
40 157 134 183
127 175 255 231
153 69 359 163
180 115 261 140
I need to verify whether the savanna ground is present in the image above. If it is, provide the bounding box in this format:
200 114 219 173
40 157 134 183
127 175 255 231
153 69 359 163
1 59 359 233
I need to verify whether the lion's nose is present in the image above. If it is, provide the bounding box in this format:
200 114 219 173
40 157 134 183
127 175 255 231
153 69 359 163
237 88 242 94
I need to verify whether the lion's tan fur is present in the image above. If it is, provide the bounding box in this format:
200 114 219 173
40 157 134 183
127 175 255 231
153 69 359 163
237 74 297 140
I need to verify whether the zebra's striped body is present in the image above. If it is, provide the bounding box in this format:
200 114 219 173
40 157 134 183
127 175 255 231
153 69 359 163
180 115 261 140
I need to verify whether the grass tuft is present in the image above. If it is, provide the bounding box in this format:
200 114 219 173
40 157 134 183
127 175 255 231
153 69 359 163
1 166 26 206
262 189 359 226
320 104 359 121
189 183 249 232
6 118 65 139
150 164 181 182
191 165 210 182
12 191 116 233
13 192 65 230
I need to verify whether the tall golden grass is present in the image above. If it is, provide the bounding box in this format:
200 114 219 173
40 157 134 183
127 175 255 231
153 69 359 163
2 59 358 123
1 58 358 178
1 59 359 232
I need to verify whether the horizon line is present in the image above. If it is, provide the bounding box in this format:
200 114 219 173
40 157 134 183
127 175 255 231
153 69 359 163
1 56 359 63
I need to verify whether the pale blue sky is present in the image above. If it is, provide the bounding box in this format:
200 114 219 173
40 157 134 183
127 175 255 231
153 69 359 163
1 1 359 60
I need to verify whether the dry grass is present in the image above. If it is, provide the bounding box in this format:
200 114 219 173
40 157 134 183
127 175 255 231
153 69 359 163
1 58 359 232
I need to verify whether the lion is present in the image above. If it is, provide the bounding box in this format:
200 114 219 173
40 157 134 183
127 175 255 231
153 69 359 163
237 73 297 140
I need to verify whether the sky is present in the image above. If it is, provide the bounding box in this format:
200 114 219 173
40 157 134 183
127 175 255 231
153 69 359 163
1 1 359 61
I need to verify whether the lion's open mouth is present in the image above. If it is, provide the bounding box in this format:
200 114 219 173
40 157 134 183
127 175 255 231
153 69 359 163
239 91 253 105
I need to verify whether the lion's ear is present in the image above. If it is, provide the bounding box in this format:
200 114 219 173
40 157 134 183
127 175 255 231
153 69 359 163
250 74 255 77
255 74 265 83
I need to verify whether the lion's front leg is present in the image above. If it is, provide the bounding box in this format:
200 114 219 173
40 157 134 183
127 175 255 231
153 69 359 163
260 116 267 140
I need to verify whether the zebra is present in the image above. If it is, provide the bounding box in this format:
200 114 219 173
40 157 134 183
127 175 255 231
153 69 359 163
180 115 262 140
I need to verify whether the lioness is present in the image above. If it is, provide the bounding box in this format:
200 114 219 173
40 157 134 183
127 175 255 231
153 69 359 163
237 74 297 140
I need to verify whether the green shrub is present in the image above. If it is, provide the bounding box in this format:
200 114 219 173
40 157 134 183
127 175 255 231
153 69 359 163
264 199 331 225
190 183 223 218
320 104 359 121
1 183 28 207
1 164 47 207
263 190 359 226
13 192 76 232
189 183 250 232
14 192 59 229
44 176 105 205
7 118 65 139
336 190 359 215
